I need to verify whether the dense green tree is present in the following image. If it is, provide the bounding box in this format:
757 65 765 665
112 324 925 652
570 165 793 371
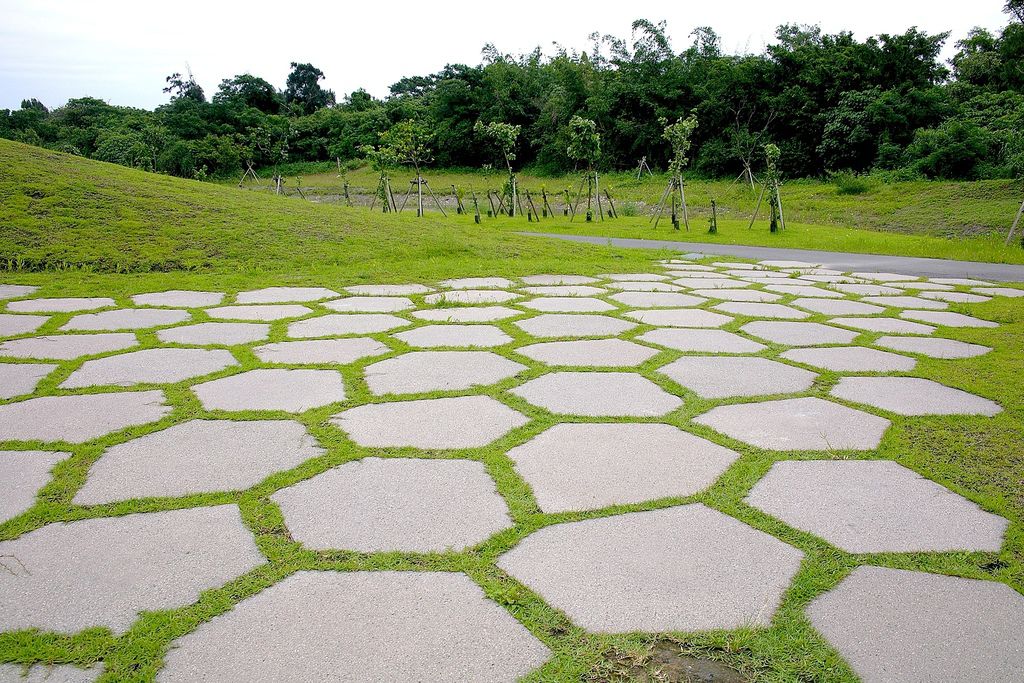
214 74 282 114
285 63 335 115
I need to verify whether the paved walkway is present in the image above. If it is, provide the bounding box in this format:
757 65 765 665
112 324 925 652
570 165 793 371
520 232 1024 281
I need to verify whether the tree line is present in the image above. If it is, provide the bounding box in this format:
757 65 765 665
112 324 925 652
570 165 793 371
3 5 1023 182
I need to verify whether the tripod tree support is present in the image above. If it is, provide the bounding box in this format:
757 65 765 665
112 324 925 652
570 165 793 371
238 161 261 188
708 199 718 234
470 189 482 224
475 121 522 217
381 120 434 218
635 155 653 179
763 143 784 233
360 143 399 213
653 114 698 231
566 116 603 222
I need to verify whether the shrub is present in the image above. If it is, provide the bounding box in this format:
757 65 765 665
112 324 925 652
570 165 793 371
831 172 872 195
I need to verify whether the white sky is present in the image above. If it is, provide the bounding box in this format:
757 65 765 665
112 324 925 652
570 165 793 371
0 0 1011 111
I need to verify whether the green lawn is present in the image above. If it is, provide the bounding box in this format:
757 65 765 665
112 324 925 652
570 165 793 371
1 140 1022 681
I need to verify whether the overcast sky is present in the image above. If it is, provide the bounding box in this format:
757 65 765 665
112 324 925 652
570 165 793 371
0 0 1011 111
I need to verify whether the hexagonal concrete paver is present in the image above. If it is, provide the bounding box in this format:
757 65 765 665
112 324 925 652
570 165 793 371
62 309 190 331
602 273 668 281
891 281 954 291
920 291 990 304
207 304 311 321
193 369 345 412
973 286 1024 297
741 321 859 346
0 664 102 682
412 306 521 322
747 460 1007 552
762 285 843 299
157 322 269 345
831 283 902 296
780 346 916 372
831 376 1001 416
60 348 237 388
8 297 115 313
157 571 550 682
254 338 389 364
323 296 414 312
790 298 885 315
606 281 681 292
514 314 634 338
516 339 659 367
806 567 1024 682
288 313 407 337
624 308 733 328
424 290 520 304
873 335 991 359
692 288 781 302
0 333 137 360
0 390 170 443
930 277 993 286
74 420 324 504
498 505 802 632
394 324 511 348
900 310 998 328
510 372 682 417
365 351 526 394
862 296 947 310
440 277 514 289
0 314 47 337
713 302 810 319
273 458 511 551
0 505 263 634
828 317 934 335
519 297 614 312
332 395 527 448
694 397 890 451
521 285 606 297
521 274 599 285
673 278 749 290
659 356 816 399
507 424 739 512
637 328 766 353
131 290 224 307
849 272 919 282
0 284 38 300
0 450 70 523
610 292 707 308
235 286 338 303
0 362 56 397
344 284 433 296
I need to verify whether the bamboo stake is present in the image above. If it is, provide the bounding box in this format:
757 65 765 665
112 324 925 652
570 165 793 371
1006 197 1024 246
747 185 766 230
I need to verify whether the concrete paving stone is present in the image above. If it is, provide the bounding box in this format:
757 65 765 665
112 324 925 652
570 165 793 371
669 271 738 279
520 285 606 296
510 371 682 417
672 278 750 289
158 570 550 683
831 376 1001 416
659 356 817 398
365 351 526 394
207 304 311 321
520 274 599 285
74 420 323 504
782 268 844 275
800 274 865 283
849 272 919 282
440 277 514 289
0 450 70 524
507 423 738 512
288 313 407 337
0 362 57 397
602 273 669 281
663 263 714 271
157 322 269 345
610 292 707 308
873 335 991 359
929 277 994 286
0 390 170 443
395 324 512 348
713 261 758 269
741 321 859 346
694 396 890 451
131 290 225 307
760 259 820 268
605 281 681 292
0 664 102 682
62 308 190 330
691 288 782 302
900 310 999 327
780 346 916 372
514 314 635 338
193 369 345 412
0 505 263 634
424 289 520 304
830 283 902 296
323 296 414 312
516 339 659 367
889 281 954 291
740 276 815 286
972 286 1024 297
624 308 733 328
0 285 38 300
713 302 811 319
638 328 767 353
254 338 389 364
273 458 511 551
519 297 615 312
763 285 844 298
344 284 433 296
412 305 521 322
732 271 792 279
236 286 338 303
827 316 935 335
0 314 48 337
8 297 115 313
790 298 885 315
806 566 1024 682
861 296 948 310
919 290 991 303
747 460 1007 553
498 505 803 632
60 348 237 388
332 395 528 448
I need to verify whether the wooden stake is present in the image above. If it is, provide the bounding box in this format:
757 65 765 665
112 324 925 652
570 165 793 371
1006 197 1024 246
678 176 690 231
747 185 766 230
